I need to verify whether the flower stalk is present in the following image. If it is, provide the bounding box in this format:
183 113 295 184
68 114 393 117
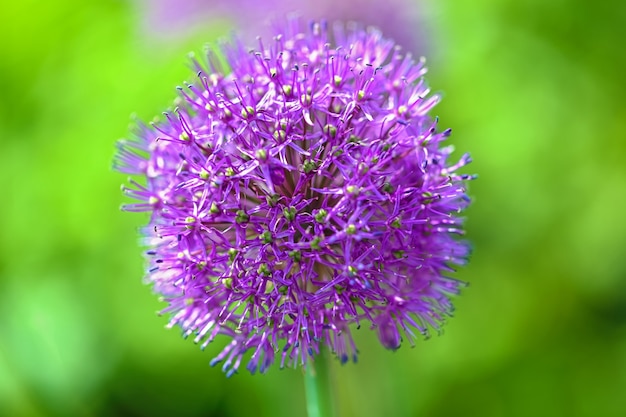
305 349 335 417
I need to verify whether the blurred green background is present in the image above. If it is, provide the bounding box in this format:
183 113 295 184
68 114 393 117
1 0 625 416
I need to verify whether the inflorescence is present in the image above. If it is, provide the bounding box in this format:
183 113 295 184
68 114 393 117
115 20 474 377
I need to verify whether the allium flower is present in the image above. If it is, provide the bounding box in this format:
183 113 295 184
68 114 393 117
116 20 473 377
277 0 428 54
140 0 427 54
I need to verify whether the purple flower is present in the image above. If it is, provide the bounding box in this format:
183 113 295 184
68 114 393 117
139 0 428 54
116 19 473 377
277 0 428 54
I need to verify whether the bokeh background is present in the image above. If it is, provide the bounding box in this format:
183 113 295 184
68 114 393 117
1 0 625 416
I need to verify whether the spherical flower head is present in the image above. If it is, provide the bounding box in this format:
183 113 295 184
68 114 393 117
115 19 474 377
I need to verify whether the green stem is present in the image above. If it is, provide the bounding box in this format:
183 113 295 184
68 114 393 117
304 347 335 417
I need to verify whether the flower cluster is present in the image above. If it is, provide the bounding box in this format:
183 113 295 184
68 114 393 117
116 20 473 377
